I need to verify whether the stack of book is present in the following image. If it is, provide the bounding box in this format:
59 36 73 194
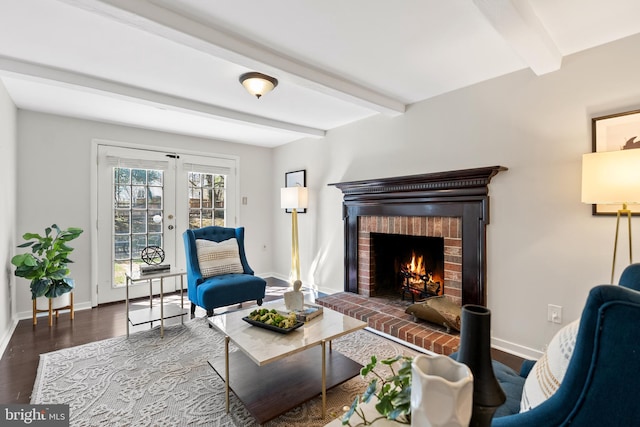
294 304 323 322
140 264 171 274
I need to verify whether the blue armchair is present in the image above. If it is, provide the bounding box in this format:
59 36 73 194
183 226 266 317
486 263 640 426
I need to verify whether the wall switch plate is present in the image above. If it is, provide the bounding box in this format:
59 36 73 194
547 304 562 324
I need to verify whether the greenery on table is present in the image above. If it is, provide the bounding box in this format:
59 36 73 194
11 224 83 299
342 354 413 425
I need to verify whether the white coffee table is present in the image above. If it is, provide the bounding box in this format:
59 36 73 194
208 302 367 424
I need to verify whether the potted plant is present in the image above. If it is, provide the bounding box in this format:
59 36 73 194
342 355 413 426
11 224 83 310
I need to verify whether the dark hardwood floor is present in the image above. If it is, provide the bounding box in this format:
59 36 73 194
0 279 524 405
0 277 288 404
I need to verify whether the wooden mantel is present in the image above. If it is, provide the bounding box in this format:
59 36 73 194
329 166 507 307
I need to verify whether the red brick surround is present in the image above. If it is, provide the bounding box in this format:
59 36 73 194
316 292 460 355
358 215 463 306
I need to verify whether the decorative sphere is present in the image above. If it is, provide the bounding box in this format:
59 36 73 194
141 246 165 265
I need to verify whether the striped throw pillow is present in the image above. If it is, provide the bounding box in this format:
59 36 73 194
520 319 580 412
196 238 244 278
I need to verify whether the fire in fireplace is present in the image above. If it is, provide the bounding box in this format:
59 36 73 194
371 233 444 300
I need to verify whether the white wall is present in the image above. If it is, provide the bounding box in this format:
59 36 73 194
273 33 640 359
15 111 273 317
0 79 17 353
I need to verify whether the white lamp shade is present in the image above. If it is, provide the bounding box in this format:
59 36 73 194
581 149 640 204
281 187 308 209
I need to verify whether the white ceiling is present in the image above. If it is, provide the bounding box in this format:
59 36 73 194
1 0 640 147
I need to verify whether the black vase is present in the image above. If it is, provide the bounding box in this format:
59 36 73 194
457 304 506 427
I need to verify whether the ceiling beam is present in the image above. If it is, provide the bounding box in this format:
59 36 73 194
473 0 562 75
0 55 326 137
58 0 406 116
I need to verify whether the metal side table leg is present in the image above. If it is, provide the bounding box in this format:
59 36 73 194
321 339 327 418
225 336 230 413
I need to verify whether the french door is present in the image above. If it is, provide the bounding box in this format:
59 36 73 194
95 144 237 304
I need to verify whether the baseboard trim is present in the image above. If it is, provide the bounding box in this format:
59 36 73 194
491 337 542 360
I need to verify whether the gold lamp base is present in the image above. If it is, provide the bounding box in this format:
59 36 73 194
611 203 633 284
290 208 301 284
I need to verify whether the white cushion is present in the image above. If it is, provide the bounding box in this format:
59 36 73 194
520 319 580 412
195 238 243 278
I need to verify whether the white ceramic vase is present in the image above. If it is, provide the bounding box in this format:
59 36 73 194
410 354 473 427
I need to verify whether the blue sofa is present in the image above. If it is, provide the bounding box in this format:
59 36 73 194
183 226 266 317
468 263 640 426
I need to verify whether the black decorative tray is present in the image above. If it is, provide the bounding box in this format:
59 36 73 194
242 316 304 334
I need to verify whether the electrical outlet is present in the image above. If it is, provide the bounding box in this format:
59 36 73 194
547 304 562 324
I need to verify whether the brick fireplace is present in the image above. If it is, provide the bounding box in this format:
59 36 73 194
331 166 506 308
359 215 462 305
319 166 506 354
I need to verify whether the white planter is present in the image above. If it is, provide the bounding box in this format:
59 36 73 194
35 292 71 311
411 354 473 427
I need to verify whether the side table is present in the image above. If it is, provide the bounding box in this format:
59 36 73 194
125 268 188 338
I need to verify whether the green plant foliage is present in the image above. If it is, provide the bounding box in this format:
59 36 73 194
342 354 413 426
11 224 83 299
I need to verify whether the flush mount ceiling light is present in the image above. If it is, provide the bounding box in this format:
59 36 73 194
239 72 278 99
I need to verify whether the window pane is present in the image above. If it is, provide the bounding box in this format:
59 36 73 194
148 187 162 209
189 209 201 229
112 166 165 288
214 209 224 226
131 169 147 185
214 188 225 208
114 235 130 260
114 186 131 208
148 170 162 186
188 172 226 229
131 235 147 259
202 188 212 208
114 168 130 185
148 211 162 233
114 210 130 234
114 260 130 287
148 234 162 247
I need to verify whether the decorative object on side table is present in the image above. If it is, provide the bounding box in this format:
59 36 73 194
410 354 473 427
140 245 171 274
456 305 506 427
11 224 83 326
342 355 413 426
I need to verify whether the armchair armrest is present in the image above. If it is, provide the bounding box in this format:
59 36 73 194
519 360 536 378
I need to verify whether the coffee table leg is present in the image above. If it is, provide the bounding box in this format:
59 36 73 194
225 335 230 413
321 339 327 418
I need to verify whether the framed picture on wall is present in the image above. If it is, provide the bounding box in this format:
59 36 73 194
285 169 306 213
591 109 640 216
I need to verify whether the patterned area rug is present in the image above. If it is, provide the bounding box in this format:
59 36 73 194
31 317 420 426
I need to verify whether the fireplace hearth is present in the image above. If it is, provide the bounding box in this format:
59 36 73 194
330 166 506 308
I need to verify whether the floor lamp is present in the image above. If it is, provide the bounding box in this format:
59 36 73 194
281 186 308 286
582 149 640 284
